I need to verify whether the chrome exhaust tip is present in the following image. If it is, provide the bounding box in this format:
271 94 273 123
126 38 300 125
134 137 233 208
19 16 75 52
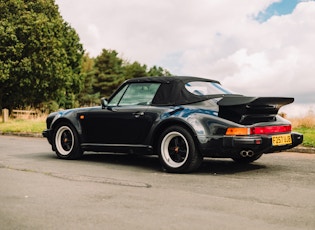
240 150 255 157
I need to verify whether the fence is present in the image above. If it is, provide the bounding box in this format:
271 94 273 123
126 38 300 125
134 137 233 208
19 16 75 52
2 109 38 122
11 109 38 119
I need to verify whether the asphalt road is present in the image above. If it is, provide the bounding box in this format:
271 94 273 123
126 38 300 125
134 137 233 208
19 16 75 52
1 135 315 230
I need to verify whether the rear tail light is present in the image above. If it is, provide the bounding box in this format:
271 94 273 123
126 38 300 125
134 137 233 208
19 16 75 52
251 125 291 134
226 125 291 136
225 127 250 135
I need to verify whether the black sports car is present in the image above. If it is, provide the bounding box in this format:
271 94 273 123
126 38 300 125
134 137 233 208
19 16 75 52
43 76 303 173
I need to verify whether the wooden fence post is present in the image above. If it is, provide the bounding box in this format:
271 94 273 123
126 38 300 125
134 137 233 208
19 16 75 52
2 108 9 123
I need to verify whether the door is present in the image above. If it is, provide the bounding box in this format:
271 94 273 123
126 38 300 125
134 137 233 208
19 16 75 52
79 82 161 145
79 106 157 144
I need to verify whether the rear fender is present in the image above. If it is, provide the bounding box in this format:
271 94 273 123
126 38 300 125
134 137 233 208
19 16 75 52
150 118 198 147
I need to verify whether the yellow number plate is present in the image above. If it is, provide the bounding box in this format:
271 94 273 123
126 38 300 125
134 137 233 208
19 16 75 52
272 134 292 146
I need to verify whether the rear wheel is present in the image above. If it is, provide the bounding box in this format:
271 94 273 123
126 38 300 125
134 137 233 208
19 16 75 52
53 123 83 159
158 126 202 173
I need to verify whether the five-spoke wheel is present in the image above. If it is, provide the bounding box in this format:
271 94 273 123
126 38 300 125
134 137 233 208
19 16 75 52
53 123 83 159
158 126 202 173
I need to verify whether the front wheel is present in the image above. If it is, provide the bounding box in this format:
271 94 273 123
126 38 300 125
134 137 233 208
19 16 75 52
157 126 202 173
53 123 83 160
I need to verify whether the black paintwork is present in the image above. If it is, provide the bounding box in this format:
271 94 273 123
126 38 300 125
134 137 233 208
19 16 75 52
43 76 303 158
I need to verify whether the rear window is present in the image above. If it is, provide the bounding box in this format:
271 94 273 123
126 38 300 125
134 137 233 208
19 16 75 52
185 81 233 95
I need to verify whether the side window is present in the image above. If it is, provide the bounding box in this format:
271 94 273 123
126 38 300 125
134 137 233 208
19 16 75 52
108 84 128 106
117 83 161 106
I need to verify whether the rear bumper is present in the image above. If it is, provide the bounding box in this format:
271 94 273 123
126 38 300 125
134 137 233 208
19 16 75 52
199 132 303 157
224 132 303 147
268 132 303 153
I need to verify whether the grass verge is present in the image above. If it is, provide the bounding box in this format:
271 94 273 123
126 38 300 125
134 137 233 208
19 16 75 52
290 114 315 148
0 118 46 134
293 127 315 147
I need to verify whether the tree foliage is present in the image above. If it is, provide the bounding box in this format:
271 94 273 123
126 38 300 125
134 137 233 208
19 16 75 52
0 0 171 111
0 0 84 110
76 53 100 106
90 49 172 98
92 49 125 97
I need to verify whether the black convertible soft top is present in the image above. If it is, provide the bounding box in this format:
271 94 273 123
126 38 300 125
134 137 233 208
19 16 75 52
125 76 222 106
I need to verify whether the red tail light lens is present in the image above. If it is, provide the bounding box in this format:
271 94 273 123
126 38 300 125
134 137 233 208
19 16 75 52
226 125 291 135
251 125 291 134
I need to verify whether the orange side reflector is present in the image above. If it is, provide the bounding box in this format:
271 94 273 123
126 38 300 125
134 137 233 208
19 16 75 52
226 127 249 135
80 115 85 120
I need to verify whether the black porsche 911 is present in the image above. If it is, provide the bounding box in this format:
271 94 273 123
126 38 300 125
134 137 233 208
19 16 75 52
43 76 303 173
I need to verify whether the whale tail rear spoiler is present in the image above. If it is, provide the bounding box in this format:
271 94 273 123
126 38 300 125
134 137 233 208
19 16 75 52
217 96 294 125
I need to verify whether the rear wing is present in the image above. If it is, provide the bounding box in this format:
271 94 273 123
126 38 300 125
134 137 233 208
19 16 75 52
217 96 294 125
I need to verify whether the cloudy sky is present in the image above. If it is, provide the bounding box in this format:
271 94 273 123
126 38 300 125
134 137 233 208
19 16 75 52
55 0 315 117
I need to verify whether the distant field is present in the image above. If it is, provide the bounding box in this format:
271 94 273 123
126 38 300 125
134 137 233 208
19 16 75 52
0 115 314 148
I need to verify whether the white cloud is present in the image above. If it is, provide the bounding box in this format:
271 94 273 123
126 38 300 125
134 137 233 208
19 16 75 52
56 0 273 62
56 0 315 116
220 1 315 102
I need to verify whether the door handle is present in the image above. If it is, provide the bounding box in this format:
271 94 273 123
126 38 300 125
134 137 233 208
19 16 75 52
133 112 144 118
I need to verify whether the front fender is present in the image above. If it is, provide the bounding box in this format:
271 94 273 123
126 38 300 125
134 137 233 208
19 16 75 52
48 110 83 137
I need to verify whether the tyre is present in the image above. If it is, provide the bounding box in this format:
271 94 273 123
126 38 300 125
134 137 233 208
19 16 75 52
53 122 83 159
232 153 263 164
158 126 203 173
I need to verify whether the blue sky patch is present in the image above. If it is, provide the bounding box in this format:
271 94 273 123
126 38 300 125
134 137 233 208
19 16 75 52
256 0 307 22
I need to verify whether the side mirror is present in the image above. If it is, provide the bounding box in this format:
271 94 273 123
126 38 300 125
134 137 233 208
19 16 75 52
101 97 108 109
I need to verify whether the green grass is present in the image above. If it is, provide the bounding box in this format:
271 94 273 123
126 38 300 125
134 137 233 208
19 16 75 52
0 119 46 134
290 114 315 148
293 127 315 147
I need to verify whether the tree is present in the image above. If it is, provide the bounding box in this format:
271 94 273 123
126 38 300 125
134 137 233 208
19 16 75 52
77 53 100 106
124 61 147 79
0 0 84 110
92 49 172 98
93 49 125 98
148 65 172 77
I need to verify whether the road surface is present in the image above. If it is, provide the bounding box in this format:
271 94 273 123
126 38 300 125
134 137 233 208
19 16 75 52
0 135 315 230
